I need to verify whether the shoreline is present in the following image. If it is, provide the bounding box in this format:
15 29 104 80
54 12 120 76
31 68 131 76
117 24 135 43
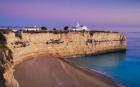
61 58 127 87
63 58 128 87
13 53 123 87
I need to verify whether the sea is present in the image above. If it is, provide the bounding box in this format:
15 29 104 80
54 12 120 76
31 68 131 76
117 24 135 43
68 32 140 87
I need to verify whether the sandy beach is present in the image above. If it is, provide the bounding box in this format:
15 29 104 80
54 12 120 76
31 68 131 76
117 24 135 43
14 56 119 87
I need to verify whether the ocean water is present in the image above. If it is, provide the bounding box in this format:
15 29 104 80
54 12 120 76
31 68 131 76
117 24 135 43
68 32 140 87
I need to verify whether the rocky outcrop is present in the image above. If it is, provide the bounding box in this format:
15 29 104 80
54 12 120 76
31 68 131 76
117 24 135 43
0 31 126 87
0 47 18 87
0 32 18 87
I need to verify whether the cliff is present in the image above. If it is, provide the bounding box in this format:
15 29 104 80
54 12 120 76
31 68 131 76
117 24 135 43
6 31 126 61
0 31 126 87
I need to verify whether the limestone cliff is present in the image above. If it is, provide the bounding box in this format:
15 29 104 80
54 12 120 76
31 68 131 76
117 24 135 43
0 32 18 87
5 31 126 61
0 31 126 87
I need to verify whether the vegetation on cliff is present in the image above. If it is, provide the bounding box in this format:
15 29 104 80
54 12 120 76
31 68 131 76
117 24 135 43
0 32 7 45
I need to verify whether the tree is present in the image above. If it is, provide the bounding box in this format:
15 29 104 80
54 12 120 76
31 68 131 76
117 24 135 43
53 28 56 31
64 26 69 31
41 26 47 30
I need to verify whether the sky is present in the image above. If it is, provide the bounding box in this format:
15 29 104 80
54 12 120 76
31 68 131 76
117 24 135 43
0 0 140 31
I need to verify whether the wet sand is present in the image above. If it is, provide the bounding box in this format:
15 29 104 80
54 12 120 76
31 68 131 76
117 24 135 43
14 56 119 87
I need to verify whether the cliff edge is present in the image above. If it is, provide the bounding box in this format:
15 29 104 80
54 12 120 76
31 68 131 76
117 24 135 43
6 31 126 60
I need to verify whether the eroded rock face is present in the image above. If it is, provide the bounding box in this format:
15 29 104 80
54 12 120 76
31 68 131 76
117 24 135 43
0 32 18 87
5 31 126 60
0 31 126 87
0 47 19 87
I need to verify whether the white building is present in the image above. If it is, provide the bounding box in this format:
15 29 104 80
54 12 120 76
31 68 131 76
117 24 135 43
72 23 88 31
12 29 18 32
23 25 40 31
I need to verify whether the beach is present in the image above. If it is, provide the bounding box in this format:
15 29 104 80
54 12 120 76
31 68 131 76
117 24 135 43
14 55 119 87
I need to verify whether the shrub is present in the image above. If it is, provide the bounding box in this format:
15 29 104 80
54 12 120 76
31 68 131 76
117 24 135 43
0 32 7 44
64 26 69 31
41 26 47 30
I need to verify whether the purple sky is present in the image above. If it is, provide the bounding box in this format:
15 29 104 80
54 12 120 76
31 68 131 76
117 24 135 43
0 0 140 31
